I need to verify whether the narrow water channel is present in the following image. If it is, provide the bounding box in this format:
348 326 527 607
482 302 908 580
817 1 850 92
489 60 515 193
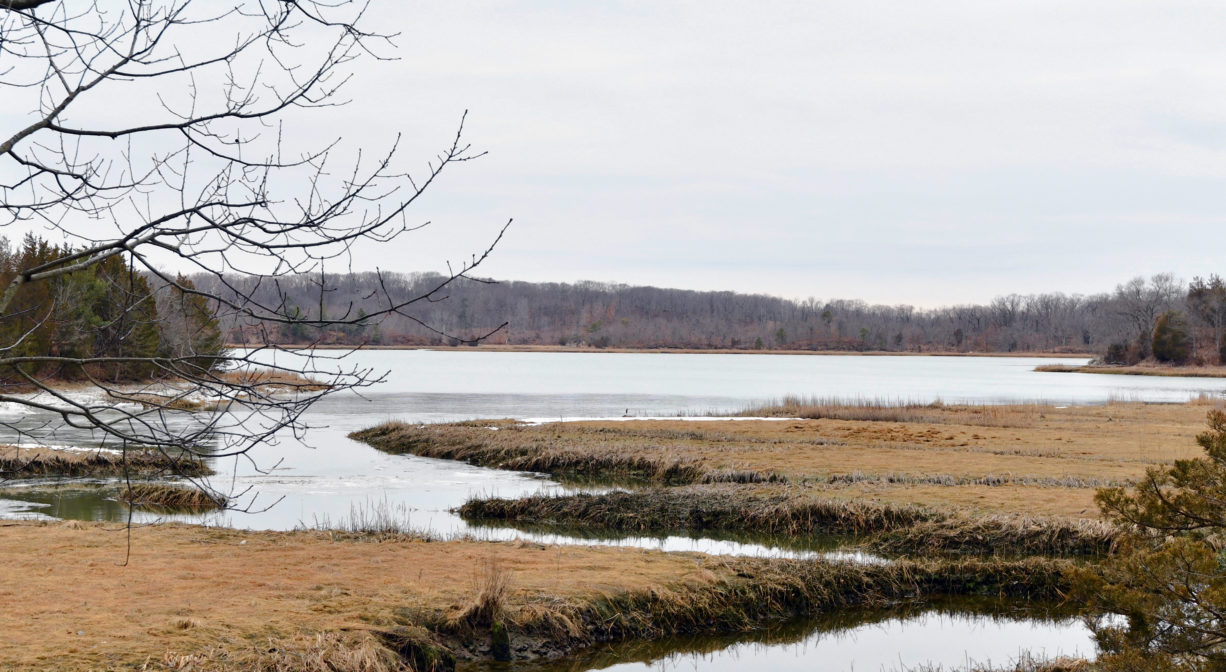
463 601 1094 671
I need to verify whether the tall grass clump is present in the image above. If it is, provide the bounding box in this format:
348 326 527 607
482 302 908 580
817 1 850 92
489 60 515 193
738 396 1045 427
349 422 782 486
495 556 1073 662
0 448 212 479
119 483 227 512
460 488 1121 558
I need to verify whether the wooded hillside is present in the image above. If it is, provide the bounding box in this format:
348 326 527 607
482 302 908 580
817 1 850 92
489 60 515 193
194 270 1226 363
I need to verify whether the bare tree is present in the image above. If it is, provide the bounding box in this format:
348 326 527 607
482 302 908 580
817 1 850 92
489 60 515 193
1188 275 1226 362
0 1 506 505
1113 274 1183 357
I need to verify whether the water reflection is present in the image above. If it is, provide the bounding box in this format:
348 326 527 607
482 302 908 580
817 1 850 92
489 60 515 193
461 518 885 562
465 601 1092 672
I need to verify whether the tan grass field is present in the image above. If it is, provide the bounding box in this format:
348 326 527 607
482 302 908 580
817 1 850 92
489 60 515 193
1035 363 1226 378
397 400 1218 518
0 522 708 670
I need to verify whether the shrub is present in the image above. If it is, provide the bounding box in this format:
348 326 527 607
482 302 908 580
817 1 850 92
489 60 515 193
1152 311 1191 364
1076 410 1226 669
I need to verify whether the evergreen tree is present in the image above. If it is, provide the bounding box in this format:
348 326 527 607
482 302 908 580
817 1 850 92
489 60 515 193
1077 410 1226 670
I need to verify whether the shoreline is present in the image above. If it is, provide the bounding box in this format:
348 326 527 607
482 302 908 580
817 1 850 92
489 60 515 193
230 342 1093 358
1035 363 1226 378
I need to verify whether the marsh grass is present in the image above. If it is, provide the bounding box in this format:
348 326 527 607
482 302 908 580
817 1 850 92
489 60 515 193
162 631 416 672
825 470 1124 489
447 557 511 632
124 393 225 412
299 500 443 543
119 483 227 512
349 422 783 486
0 447 212 479
461 488 934 537
1035 363 1226 379
496 556 1074 661
213 368 333 391
737 396 1046 427
900 652 1092 672
460 488 1119 558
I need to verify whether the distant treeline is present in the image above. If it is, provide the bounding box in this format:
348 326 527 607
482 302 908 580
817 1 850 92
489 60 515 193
196 270 1226 364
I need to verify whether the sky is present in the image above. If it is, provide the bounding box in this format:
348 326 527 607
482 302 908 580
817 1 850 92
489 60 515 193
9 1 1226 307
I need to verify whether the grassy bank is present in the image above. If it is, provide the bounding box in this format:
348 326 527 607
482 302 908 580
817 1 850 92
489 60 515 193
460 487 1119 558
0 446 212 479
352 402 1212 518
1035 363 1226 378
464 555 1074 663
0 521 1082 671
118 483 227 512
350 421 782 486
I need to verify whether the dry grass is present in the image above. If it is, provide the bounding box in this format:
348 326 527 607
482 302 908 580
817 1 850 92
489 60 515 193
502 554 1072 661
350 421 782 486
354 402 1215 518
1036 363 1226 378
740 396 1047 427
461 487 1119 558
123 392 224 412
162 631 414 672
214 368 332 391
0 522 701 669
447 557 511 631
118 483 227 512
0 521 1074 670
0 445 212 479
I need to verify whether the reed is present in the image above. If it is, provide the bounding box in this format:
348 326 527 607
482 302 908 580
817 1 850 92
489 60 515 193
461 487 936 536
213 368 333 391
826 470 1123 489
118 483 227 512
458 555 1075 662
0 448 212 479
738 396 1045 427
460 488 1120 558
1035 363 1226 378
163 631 423 672
349 422 782 486
868 515 1119 557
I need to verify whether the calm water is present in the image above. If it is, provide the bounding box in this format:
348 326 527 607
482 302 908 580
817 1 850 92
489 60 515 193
4 350 1220 535
6 350 1204 667
467 602 1093 672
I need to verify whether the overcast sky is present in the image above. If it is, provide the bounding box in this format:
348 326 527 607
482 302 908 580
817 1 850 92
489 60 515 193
13 1 1226 307
320 1 1226 307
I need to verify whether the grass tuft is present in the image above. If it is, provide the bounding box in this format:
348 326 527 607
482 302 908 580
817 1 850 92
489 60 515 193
460 488 1119 558
119 483 227 512
0 446 212 479
738 396 1046 427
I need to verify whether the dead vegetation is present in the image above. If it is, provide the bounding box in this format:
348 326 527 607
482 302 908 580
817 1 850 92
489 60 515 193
460 487 1119 558
118 483 227 512
163 631 419 672
0 521 1079 670
213 368 332 391
350 421 783 486
1035 363 1226 378
740 396 1047 427
0 445 212 480
353 402 1215 518
472 555 1073 662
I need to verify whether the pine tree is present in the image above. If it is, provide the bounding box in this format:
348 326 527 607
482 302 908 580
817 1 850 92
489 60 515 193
1077 410 1226 669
